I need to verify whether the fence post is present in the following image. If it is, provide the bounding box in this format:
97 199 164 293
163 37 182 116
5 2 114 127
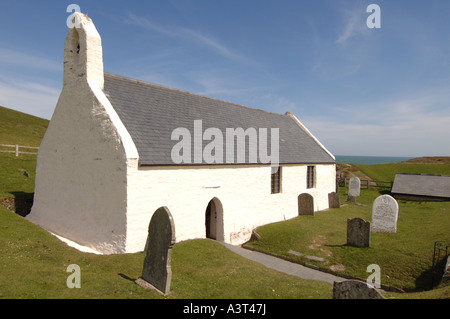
15 144 19 157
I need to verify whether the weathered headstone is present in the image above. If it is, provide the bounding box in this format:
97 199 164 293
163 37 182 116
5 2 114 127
371 195 399 233
298 193 314 216
347 217 370 247
136 206 175 295
333 280 386 299
347 177 361 202
328 192 341 208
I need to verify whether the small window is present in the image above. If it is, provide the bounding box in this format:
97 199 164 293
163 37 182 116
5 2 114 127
307 166 315 189
271 166 282 194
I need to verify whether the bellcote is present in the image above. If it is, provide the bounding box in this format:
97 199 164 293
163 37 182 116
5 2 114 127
63 12 104 89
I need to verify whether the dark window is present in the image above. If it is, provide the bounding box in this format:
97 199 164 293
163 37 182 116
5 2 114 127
271 166 281 194
307 166 315 189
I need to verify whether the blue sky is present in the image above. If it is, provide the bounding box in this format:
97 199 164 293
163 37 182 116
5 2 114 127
0 0 449 157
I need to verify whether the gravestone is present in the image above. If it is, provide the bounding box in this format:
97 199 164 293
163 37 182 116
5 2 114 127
347 217 370 247
347 177 361 202
136 206 175 295
371 195 399 233
333 280 386 299
328 192 341 208
298 193 314 216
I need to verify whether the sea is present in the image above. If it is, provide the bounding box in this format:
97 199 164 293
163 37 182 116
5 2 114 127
335 155 414 165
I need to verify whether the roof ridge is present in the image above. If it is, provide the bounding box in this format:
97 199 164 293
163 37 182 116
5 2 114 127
104 72 288 118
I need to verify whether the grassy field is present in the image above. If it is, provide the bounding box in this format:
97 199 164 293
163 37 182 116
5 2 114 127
354 161 450 182
0 153 37 198
246 188 449 292
0 106 333 298
0 105 449 299
1 155 448 299
0 204 333 299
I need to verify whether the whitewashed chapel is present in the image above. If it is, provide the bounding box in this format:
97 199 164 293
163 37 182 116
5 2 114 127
28 13 336 254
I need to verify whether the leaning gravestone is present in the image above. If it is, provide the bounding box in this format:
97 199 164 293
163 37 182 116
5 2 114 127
347 217 370 248
333 280 386 299
136 206 176 295
347 177 361 202
371 195 399 233
328 192 341 208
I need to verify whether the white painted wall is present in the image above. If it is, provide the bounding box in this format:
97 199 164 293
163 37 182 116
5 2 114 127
28 80 131 254
28 13 137 255
124 163 336 253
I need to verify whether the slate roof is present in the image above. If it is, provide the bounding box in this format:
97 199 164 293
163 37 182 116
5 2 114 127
103 73 335 166
391 173 450 199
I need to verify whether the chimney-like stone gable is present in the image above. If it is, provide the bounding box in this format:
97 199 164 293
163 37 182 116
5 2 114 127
63 12 104 89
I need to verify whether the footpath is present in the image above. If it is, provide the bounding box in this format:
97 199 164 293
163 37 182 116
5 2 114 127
221 243 346 285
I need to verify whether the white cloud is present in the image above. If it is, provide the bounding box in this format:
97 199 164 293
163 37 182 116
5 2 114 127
301 85 450 157
0 47 61 71
179 28 242 62
0 78 59 119
125 12 178 38
260 94 298 114
0 46 61 119
124 12 254 65
335 6 368 45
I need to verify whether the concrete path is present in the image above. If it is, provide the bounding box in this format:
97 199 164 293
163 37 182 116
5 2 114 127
222 243 346 285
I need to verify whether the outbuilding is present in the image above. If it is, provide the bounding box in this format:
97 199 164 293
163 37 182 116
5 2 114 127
391 173 450 201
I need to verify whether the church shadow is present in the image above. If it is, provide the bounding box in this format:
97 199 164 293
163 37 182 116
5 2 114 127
2 192 34 217
414 258 448 292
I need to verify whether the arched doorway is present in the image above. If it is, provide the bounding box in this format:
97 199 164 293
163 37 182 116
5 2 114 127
205 198 224 241
298 193 314 216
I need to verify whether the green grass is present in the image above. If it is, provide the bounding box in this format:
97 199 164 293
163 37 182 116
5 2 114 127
0 106 48 147
1 105 449 298
0 105 47 197
245 187 450 297
0 205 333 299
354 162 450 182
0 105 335 299
0 152 37 198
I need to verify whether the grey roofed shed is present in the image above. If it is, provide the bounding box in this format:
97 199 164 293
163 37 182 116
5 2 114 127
391 173 450 201
103 73 335 166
